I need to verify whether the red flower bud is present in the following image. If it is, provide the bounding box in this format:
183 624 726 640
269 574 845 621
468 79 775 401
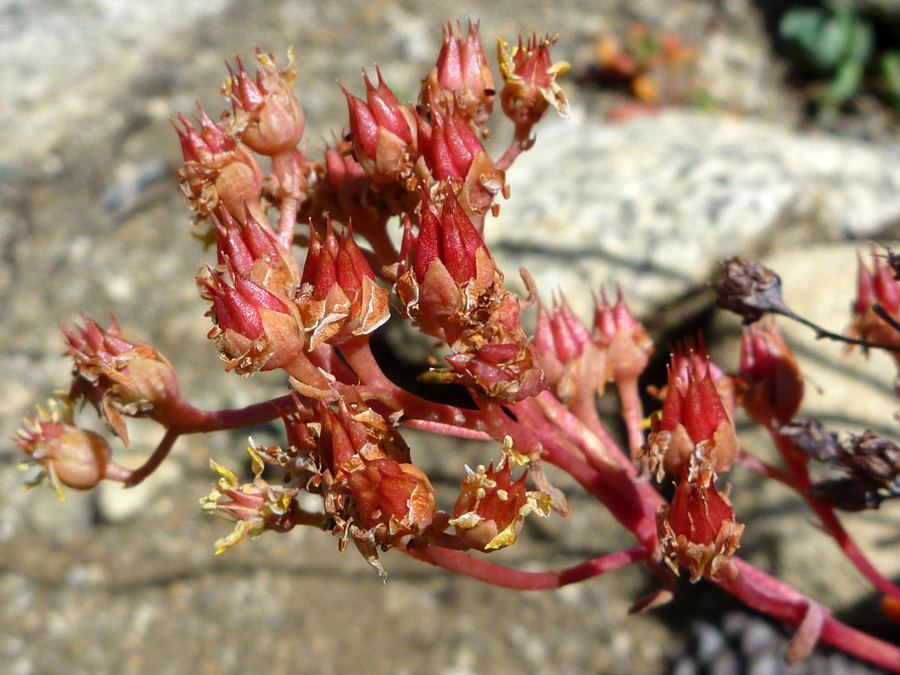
174 106 265 224
848 249 900 358
421 21 495 127
214 208 301 294
347 457 436 544
198 259 304 375
738 318 804 428
225 49 305 156
657 472 744 582
296 221 390 348
640 355 738 482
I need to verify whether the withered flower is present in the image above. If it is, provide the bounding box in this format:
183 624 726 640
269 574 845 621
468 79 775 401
15 398 129 498
63 315 181 446
713 257 790 325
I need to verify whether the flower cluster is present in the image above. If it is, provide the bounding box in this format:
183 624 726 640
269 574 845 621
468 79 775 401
15 21 900 673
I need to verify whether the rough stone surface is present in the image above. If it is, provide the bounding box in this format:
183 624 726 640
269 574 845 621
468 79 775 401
492 110 900 320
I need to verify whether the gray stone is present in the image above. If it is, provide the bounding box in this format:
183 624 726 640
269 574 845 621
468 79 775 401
490 109 900 322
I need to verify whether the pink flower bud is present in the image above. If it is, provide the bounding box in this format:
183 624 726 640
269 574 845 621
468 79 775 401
198 259 304 375
533 295 607 402
341 70 416 182
592 288 653 384
498 33 570 139
63 315 182 446
15 399 129 497
225 49 305 156
421 22 495 128
174 106 265 224
738 318 804 428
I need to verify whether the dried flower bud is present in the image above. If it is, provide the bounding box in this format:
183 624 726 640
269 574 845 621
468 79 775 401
347 457 436 544
801 429 900 512
498 33 570 139
15 398 129 498
639 355 738 482
295 221 390 348
174 106 265 224
224 49 305 156
198 259 305 375
421 21 495 127
63 315 181 446
738 318 804 427
657 472 744 582
713 257 790 324
201 448 300 553
342 70 416 182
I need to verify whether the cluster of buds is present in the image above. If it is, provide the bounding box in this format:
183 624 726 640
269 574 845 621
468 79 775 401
532 288 653 404
392 185 546 403
641 345 743 581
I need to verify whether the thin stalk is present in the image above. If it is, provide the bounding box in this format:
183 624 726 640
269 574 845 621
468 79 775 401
405 541 648 590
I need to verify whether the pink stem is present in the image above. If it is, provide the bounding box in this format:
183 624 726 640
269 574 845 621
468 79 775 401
406 541 648 590
617 376 646 458
537 390 634 474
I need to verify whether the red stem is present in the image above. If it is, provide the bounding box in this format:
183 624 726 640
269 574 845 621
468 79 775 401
405 541 648 590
